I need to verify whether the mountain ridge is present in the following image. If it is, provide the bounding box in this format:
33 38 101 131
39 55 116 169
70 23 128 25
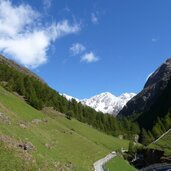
119 58 171 118
63 92 136 116
0 54 44 83
118 58 171 130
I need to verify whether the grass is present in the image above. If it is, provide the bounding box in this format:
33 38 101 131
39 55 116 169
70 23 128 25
0 86 129 171
104 156 137 171
0 141 37 171
150 130 171 156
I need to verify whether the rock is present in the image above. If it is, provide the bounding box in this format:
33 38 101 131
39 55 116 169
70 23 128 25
118 135 123 140
65 162 73 168
42 118 48 123
119 58 171 117
32 119 42 124
19 122 27 129
0 112 11 124
45 143 51 149
18 142 34 151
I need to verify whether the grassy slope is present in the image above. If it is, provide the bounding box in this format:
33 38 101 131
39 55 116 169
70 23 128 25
0 86 129 171
150 130 171 156
104 156 136 171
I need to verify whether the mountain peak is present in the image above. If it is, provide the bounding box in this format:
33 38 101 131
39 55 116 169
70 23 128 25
119 57 171 120
144 58 171 89
62 92 135 116
81 92 135 116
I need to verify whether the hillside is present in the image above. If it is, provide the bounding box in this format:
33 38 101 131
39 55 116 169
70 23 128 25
0 55 44 83
0 55 140 139
0 85 130 171
119 59 171 130
150 129 171 156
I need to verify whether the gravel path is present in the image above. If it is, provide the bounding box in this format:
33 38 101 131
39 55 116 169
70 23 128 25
93 152 116 171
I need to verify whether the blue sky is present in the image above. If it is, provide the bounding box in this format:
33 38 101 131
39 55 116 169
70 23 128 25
0 0 171 99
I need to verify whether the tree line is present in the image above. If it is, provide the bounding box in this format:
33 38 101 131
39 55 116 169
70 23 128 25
139 112 171 145
0 62 140 139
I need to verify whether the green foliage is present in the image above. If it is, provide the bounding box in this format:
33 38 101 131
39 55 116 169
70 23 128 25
65 110 73 120
152 113 171 139
0 141 36 171
104 156 136 171
150 129 171 156
0 62 140 139
128 141 135 153
0 86 130 170
139 112 171 145
140 129 154 146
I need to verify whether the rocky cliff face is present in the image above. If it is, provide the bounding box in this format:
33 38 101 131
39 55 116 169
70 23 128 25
119 59 171 117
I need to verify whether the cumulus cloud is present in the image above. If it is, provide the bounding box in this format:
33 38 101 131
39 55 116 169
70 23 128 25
91 13 98 24
81 52 99 63
0 0 80 68
70 43 85 55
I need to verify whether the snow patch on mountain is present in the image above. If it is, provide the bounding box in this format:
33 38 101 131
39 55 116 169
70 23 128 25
61 93 79 102
81 92 136 116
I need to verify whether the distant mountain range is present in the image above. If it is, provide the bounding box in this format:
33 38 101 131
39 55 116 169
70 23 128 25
62 92 136 116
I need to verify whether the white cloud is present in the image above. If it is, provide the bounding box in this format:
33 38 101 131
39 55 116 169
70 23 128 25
0 0 80 68
0 0 38 37
43 0 52 9
81 52 99 63
70 43 85 55
91 13 98 24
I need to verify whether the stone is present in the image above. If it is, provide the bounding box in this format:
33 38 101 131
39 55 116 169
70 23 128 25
32 119 42 124
0 112 11 124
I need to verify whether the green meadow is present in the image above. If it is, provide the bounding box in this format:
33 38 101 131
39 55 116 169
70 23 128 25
104 156 136 171
0 86 129 171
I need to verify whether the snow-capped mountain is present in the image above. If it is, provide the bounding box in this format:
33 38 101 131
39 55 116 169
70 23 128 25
81 92 136 116
62 92 136 116
61 93 79 102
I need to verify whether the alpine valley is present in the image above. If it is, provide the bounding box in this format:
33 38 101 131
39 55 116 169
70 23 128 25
1 1 171 171
1 52 171 171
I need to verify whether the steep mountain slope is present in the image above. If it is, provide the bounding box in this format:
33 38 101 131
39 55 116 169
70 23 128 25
0 54 44 83
81 92 136 116
0 54 140 138
119 58 171 129
0 86 129 171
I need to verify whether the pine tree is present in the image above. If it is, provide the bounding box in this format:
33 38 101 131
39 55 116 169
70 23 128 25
128 141 135 153
140 128 152 145
65 111 73 120
152 123 163 139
